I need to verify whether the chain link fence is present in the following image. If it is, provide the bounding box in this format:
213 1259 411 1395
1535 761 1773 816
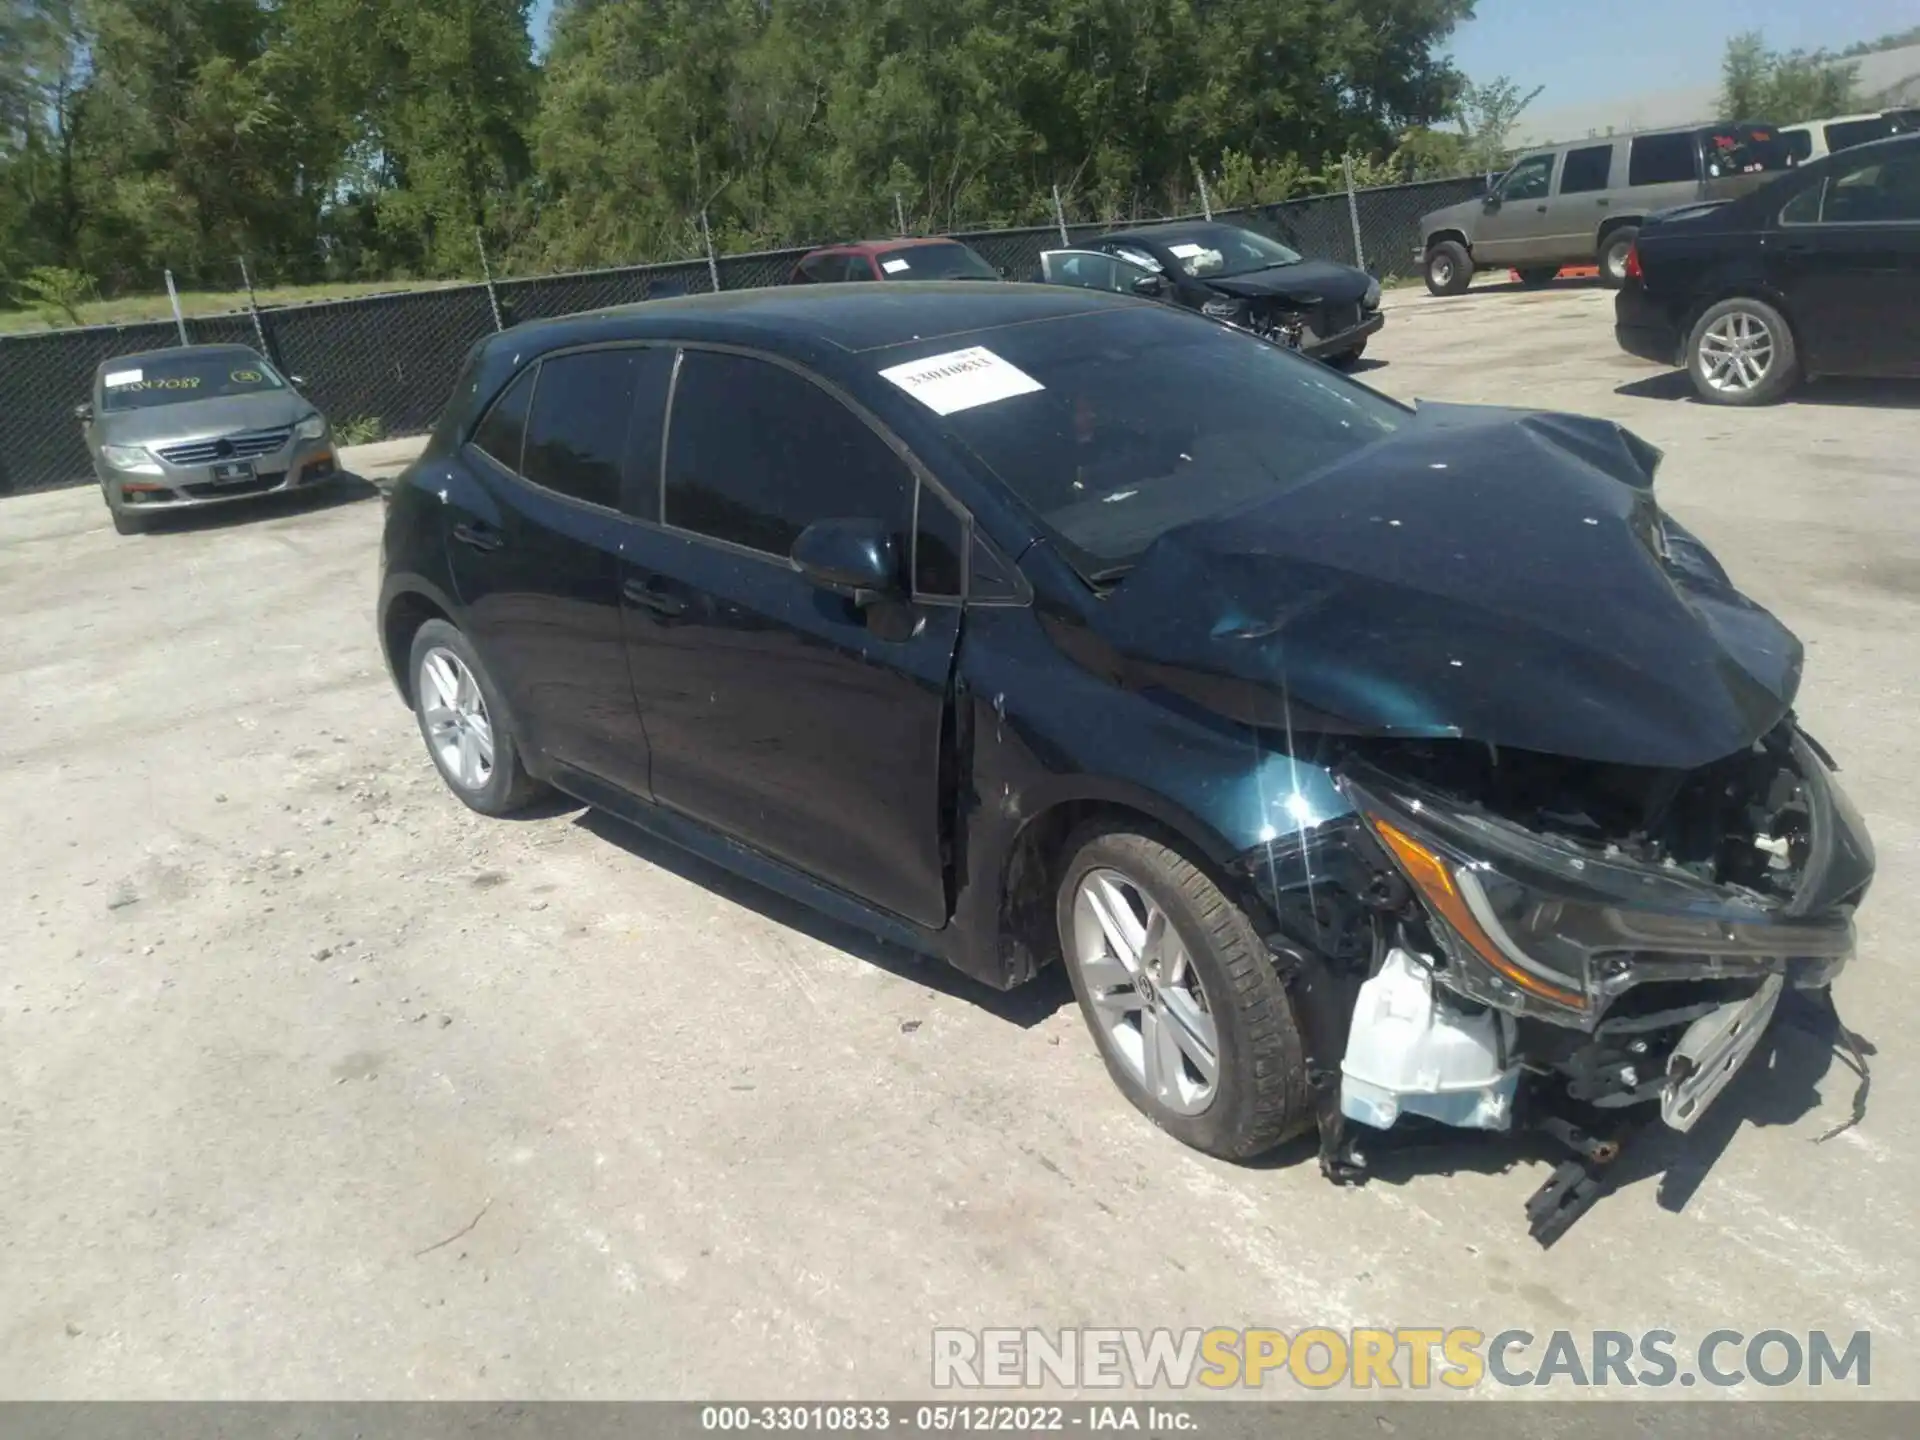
0 173 1487 498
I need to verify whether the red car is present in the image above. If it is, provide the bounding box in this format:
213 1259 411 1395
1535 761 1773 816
789 236 1002 284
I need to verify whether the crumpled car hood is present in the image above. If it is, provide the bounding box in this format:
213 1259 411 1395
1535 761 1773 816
1203 259 1372 306
1090 404 1802 770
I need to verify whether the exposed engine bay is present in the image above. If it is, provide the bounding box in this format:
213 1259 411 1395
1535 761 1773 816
1246 718 1874 1246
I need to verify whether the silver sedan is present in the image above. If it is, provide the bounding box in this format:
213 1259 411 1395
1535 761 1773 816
78 344 338 534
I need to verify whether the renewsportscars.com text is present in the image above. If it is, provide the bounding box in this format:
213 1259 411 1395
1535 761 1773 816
931 1327 1872 1390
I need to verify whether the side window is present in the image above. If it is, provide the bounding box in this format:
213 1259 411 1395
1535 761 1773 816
619 348 678 520
1779 180 1826 226
1499 154 1554 201
839 255 876 282
1629 133 1698 187
472 366 535 473
1044 251 1118 290
1559 145 1613 194
664 350 911 557
1824 153 1920 224
1783 130 1814 165
914 485 967 598
521 349 646 510
967 532 1023 603
1111 245 1163 273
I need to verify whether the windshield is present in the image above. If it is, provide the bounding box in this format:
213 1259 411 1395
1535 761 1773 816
1699 124 1791 178
100 351 286 412
1149 224 1304 279
876 242 1000 281
904 306 1405 575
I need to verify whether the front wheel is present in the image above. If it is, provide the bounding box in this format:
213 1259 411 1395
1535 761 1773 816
1424 240 1472 296
1686 297 1801 406
1056 827 1313 1160
408 618 548 815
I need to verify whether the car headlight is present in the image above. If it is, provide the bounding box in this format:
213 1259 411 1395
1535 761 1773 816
1200 296 1246 322
1363 278 1382 310
100 444 163 476
295 413 328 442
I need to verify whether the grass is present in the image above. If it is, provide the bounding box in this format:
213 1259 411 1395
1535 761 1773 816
0 278 470 335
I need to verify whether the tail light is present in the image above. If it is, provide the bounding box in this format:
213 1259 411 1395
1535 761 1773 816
1624 243 1643 281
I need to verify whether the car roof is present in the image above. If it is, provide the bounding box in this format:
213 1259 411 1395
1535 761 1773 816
489 281 1138 360
805 237 974 257
96 343 262 372
1094 221 1250 246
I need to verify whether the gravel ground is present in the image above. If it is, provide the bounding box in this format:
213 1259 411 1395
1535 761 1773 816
2 283 1916 1400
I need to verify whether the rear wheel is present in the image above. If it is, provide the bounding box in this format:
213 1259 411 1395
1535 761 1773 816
407 618 547 816
1056 826 1312 1160
1424 240 1472 296
1516 266 1558 287
1599 226 1639 288
1686 297 1801 406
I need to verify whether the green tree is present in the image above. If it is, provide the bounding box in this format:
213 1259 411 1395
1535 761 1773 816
1718 32 1859 125
1454 75 1543 173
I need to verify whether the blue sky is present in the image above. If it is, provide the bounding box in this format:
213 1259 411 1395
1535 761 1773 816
1448 0 1918 105
527 0 1915 104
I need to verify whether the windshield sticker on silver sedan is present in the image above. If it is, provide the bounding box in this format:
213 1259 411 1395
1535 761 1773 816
104 369 143 387
879 346 1044 416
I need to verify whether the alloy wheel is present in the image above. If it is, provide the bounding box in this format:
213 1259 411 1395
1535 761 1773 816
1431 256 1454 287
418 646 496 792
1698 311 1777 394
1070 868 1220 1116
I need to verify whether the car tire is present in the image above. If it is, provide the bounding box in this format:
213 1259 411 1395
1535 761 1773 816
1516 266 1558 287
407 618 547 816
1055 825 1313 1160
1598 226 1639 288
1424 241 1472 297
1685 297 1801 406
1327 342 1367 370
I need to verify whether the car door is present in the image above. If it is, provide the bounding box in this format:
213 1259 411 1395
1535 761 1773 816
1474 152 1559 263
1546 142 1618 255
1769 148 1920 377
618 347 962 927
443 345 671 797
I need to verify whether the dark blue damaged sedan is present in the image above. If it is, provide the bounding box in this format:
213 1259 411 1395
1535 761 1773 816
378 283 1872 1241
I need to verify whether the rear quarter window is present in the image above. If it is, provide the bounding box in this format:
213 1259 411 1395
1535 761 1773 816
1628 133 1697 187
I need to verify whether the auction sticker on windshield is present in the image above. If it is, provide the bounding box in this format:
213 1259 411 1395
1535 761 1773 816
104 369 143 387
881 257 911 273
879 346 1044 416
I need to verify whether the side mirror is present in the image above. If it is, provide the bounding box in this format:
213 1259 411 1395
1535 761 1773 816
1482 193 1501 210
791 517 902 603
74 402 93 424
1131 274 1166 297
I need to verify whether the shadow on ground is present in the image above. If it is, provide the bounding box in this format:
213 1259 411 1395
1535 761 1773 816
1616 369 1920 410
574 805 1076 1030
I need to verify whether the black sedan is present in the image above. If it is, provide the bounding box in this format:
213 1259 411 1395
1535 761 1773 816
1616 131 1920 404
379 283 1870 1239
1035 221 1383 366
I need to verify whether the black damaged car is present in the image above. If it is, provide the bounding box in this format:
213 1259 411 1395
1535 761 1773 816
380 283 1872 1244
1035 220 1383 367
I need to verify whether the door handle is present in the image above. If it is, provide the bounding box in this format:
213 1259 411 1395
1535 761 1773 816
1595 198 1610 206
622 578 688 617
451 520 504 552
1535 204 1548 213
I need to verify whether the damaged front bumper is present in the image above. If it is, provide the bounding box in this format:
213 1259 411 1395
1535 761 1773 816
1237 722 1874 1242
